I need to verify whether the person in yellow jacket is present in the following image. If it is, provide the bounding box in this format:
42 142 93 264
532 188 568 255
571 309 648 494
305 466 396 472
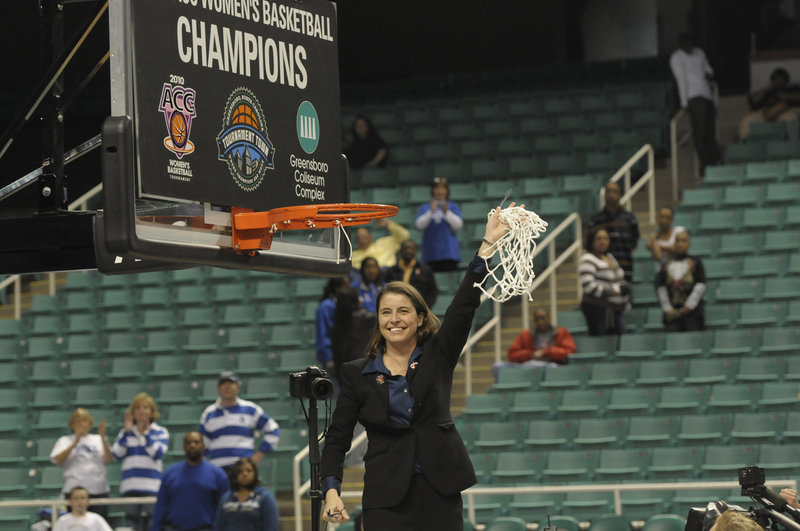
351 219 409 269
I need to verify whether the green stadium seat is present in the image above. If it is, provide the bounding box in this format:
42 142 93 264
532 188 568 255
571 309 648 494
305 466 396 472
786 411 800 441
587 514 632 531
473 421 526 451
244 375 286 401
462 493 507 524
616 332 663 360
30 386 71 410
759 381 800 411
541 449 598 483
63 334 102 359
485 516 527 531
0 361 23 385
766 181 800 205
225 326 265 351
706 383 760 413
671 488 730 519
27 315 63 338
573 417 628 449
725 142 765 164
561 491 614 522
680 188 721 210
469 452 496 485
142 330 182 355
491 451 543 486
29 360 64 384
655 385 710 416
175 285 210 307
789 253 800 274
181 307 218 330
586 361 637 387
606 387 658 417
642 514 686 531
625 416 679 447
736 302 787 327
183 328 223 353
662 331 711 358
677 414 732 445
701 444 758 479
252 279 291 302
108 357 145 382
556 389 609 418
704 304 738 329
489 368 543 393
758 326 800 354
65 359 105 383
150 354 188 379
99 288 135 311
763 229 800 252
649 444 705 478
139 309 177 331
157 380 196 404
572 335 616 361
103 310 135 332
758 443 800 475
161 403 204 431
702 257 741 280
539 364 590 389
509 493 565 523
716 233 762 256
63 291 96 312
735 357 783 382
269 325 306 348
192 353 235 376
714 278 763 304
507 390 561 421
73 383 112 408
635 360 687 386
709 329 761 357
684 358 738 385
787 301 800 325
763 277 800 301
745 160 788 181
594 447 650 482
460 394 510 422
742 207 784 231
722 184 765 207
113 382 155 406
523 419 576 450
212 282 249 305
539 515 580 531
729 411 784 444
0 412 32 436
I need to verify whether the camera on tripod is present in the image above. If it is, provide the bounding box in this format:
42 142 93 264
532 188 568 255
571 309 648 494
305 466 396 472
289 365 334 400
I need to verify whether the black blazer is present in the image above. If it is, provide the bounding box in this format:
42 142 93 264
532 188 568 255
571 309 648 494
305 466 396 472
320 267 481 509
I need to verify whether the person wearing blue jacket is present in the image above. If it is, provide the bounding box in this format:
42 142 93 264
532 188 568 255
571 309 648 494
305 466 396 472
214 457 278 531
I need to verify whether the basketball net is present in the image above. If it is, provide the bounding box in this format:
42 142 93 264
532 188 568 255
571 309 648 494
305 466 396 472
475 206 548 303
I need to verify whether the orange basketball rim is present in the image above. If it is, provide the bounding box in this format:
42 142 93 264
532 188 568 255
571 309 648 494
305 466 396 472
231 203 398 253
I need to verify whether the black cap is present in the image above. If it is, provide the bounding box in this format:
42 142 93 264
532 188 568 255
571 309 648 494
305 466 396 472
218 371 240 385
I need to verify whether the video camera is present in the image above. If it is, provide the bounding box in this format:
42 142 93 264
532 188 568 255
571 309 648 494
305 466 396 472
684 466 800 531
289 365 334 401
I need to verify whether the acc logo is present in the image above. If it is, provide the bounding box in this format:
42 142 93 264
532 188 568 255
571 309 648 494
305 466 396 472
158 83 197 159
216 87 275 192
296 101 319 154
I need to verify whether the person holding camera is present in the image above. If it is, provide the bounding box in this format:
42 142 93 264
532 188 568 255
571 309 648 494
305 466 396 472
414 177 463 272
320 203 516 531
198 371 280 469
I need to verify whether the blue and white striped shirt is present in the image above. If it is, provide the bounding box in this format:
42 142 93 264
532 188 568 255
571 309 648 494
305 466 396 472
111 422 169 495
199 398 280 468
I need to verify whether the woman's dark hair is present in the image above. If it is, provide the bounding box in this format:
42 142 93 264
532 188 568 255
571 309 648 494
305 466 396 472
350 115 378 139
320 276 349 302
366 281 440 357
359 256 382 284
229 457 260 491
584 227 609 252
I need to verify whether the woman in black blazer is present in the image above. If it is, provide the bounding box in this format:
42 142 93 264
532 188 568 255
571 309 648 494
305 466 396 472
320 204 515 531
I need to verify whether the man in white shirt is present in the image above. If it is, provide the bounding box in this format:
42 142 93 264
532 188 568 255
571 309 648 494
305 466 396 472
670 32 720 175
53 486 112 531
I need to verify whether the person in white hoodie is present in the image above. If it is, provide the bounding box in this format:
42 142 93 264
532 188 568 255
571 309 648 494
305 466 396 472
670 32 720 175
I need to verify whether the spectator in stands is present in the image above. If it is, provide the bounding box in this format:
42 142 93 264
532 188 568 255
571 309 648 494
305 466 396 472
384 239 439 308
645 206 686 266
53 486 112 531
656 231 706 332
670 32 721 176
198 371 280 469
579 228 629 336
330 287 376 378
588 181 640 284
780 488 799 509
152 431 229 531
344 115 389 169
415 177 463 272
315 276 351 370
740 67 800 140
320 203 517 530
352 256 385 313
492 308 576 380
213 457 279 531
351 219 410 269
111 392 169 531
709 510 764 531
49 408 113 519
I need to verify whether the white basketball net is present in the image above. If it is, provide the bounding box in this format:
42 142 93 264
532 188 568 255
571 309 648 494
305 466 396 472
474 206 548 303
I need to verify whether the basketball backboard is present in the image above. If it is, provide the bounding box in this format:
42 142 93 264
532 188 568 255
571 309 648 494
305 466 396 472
102 0 350 276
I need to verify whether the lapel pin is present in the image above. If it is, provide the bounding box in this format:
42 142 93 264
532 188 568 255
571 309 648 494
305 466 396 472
410 361 419 370
376 374 385 384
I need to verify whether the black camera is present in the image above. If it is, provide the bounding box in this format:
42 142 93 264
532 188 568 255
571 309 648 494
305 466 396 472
289 365 334 400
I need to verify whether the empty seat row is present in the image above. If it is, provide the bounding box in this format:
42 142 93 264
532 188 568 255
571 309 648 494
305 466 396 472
462 383 800 421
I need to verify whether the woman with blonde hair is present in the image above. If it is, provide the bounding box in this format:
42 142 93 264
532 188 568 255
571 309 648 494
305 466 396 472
111 392 170 531
49 408 113 519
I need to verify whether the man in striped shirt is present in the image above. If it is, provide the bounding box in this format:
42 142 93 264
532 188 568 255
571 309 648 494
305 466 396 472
198 371 280 469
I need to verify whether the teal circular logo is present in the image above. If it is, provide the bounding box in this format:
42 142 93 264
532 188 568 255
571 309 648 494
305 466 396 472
296 101 320 154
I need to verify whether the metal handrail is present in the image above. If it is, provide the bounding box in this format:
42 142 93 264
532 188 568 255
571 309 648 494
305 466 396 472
0 495 156 527
601 143 657 225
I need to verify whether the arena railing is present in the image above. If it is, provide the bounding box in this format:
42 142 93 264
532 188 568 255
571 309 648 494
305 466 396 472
0 495 156 527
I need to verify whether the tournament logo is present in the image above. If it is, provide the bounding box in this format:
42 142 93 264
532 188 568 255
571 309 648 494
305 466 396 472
217 87 275 192
296 101 320 154
158 83 196 159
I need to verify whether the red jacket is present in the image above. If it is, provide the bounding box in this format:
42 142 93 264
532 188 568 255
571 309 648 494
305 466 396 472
507 326 576 364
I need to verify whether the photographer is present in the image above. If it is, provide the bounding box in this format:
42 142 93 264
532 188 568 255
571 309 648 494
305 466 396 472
320 203 516 530
710 510 764 531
